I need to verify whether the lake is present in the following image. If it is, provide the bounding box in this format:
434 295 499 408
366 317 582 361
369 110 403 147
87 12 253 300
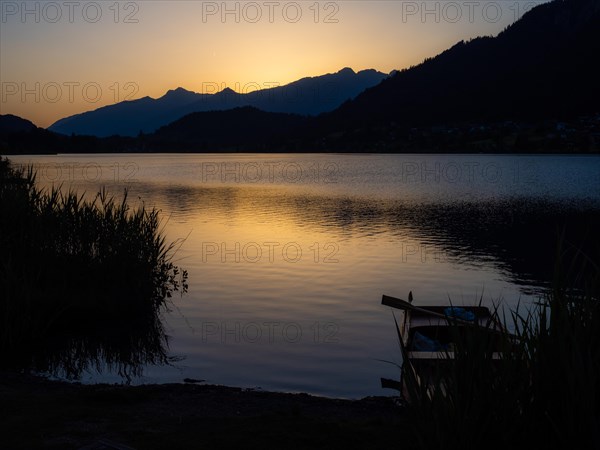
7 153 600 398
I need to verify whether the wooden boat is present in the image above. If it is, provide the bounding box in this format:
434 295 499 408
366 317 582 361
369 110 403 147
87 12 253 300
381 294 508 400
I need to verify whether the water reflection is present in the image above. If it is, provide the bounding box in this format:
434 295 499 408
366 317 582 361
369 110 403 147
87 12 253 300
28 317 175 382
6 154 600 397
131 181 600 294
1 161 187 382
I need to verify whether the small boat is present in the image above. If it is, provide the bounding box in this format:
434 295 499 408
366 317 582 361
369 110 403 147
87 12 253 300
381 293 508 400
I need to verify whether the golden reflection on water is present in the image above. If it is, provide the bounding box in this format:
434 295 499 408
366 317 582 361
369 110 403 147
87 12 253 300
8 153 599 397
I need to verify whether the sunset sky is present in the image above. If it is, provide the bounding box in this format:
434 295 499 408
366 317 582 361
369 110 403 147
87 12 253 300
1 1 548 128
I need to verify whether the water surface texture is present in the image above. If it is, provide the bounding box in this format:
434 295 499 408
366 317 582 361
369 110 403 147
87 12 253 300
9 153 600 398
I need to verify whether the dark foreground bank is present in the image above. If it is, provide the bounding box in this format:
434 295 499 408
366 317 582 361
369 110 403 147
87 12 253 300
0 373 406 450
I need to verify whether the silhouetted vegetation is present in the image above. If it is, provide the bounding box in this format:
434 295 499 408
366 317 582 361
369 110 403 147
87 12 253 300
315 0 600 148
2 1 599 154
395 246 600 449
0 114 36 134
0 158 187 378
149 106 310 152
2 112 599 155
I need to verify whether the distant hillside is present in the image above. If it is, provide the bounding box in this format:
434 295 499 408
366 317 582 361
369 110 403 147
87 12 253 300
307 0 600 149
0 115 37 134
5 0 600 154
0 114 63 155
147 107 309 152
48 68 387 138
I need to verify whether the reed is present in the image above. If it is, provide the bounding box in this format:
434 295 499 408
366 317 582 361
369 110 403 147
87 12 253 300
0 158 188 378
397 245 600 449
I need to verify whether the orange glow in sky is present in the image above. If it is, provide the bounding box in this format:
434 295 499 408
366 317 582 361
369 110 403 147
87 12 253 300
0 1 549 128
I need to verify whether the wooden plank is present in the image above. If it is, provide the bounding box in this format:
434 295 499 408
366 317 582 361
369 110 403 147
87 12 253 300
380 377 403 390
382 295 476 325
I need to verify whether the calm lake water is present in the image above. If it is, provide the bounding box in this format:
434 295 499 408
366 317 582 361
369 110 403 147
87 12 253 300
8 153 600 398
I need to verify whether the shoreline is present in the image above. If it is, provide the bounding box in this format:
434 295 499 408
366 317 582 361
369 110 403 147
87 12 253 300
34 369 394 402
1 372 407 449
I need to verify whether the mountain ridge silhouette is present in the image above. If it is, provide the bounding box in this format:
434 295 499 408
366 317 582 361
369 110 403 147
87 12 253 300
5 0 599 153
311 0 600 140
48 68 387 138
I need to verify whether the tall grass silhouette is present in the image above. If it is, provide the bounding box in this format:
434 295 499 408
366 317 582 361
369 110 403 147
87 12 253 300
396 247 600 449
0 158 187 379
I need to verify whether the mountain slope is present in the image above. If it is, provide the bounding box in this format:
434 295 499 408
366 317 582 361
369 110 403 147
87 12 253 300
0 114 37 134
0 114 65 155
48 68 386 138
147 107 308 151
312 0 600 142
